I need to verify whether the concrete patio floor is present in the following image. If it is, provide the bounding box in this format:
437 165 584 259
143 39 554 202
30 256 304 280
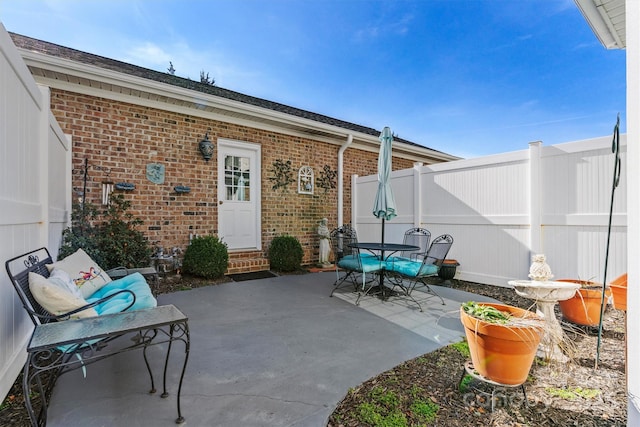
45 272 498 427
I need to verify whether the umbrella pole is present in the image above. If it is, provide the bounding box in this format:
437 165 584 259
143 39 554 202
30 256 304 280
381 218 385 245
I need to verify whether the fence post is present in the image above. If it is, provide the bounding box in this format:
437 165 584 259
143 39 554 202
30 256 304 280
38 86 50 250
351 174 358 227
529 141 543 256
413 162 422 227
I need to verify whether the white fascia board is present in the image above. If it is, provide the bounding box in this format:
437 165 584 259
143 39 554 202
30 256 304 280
574 0 624 49
19 50 356 130
19 49 458 162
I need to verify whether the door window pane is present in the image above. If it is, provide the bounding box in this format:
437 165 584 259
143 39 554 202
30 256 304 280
224 155 250 201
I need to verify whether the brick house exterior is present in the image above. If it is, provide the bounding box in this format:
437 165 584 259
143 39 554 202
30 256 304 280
10 33 458 273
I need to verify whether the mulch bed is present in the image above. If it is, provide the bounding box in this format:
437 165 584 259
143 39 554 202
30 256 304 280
1 273 627 426
328 278 627 427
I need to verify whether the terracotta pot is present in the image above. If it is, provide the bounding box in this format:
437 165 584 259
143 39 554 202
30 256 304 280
460 303 544 385
557 280 611 326
609 274 627 311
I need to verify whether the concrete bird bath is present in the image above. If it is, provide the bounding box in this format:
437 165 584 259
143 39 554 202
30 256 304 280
508 279 580 361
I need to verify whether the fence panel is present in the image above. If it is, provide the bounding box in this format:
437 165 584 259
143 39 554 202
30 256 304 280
540 138 627 281
353 136 627 287
421 150 531 286
0 24 70 401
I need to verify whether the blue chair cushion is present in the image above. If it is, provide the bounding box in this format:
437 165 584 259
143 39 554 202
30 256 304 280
338 256 383 273
388 260 438 277
85 272 157 315
56 273 156 354
386 256 415 264
360 257 384 273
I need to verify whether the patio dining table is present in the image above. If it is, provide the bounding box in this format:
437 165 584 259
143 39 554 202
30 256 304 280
349 242 420 300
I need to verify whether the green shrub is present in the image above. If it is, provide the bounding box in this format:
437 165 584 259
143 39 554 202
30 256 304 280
59 194 151 269
269 235 303 272
182 236 228 279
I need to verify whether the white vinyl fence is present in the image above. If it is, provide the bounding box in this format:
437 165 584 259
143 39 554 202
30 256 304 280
353 137 627 287
0 24 71 401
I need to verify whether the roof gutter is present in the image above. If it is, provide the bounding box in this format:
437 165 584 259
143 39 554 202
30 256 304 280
338 134 353 226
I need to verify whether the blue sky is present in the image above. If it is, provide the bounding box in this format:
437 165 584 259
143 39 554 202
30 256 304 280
0 0 626 158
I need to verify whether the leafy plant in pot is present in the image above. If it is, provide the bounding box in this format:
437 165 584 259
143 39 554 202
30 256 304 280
460 302 545 385
557 279 612 326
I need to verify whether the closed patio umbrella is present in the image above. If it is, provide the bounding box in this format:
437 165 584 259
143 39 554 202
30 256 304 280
372 127 397 244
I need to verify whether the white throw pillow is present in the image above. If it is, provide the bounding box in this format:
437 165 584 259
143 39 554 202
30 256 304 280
47 249 111 299
48 268 84 299
28 272 97 319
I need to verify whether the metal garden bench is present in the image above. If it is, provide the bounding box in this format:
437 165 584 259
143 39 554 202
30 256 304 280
5 247 190 426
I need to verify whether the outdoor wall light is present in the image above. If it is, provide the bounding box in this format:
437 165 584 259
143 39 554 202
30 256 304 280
198 131 214 162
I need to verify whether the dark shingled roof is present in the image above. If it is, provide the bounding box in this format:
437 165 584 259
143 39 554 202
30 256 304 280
10 32 442 152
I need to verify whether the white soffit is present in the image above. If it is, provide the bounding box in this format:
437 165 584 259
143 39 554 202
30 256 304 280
575 0 626 49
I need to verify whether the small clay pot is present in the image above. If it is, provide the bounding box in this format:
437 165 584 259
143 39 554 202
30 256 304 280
609 274 627 311
557 280 611 326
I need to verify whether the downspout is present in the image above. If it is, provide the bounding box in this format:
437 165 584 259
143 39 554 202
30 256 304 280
337 134 353 226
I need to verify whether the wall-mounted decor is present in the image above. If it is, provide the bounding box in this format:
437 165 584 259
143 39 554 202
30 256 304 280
101 182 114 205
115 182 135 191
268 159 295 191
174 185 191 194
73 157 114 206
316 165 338 193
198 131 214 162
146 163 165 184
298 166 314 195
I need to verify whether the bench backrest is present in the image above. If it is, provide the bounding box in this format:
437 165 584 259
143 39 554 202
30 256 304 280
5 247 54 326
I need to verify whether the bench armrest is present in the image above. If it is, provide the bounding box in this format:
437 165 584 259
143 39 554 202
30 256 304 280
106 266 128 277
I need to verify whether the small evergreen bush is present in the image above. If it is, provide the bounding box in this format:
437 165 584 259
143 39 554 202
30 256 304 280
269 235 303 272
59 194 151 269
182 236 229 279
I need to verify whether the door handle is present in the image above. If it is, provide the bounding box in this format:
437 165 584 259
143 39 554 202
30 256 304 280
219 200 223 205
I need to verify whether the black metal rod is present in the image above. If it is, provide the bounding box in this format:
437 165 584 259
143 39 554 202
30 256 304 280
596 114 621 368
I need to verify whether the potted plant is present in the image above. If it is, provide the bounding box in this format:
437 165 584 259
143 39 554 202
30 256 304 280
609 273 627 311
460 301 545 385
557 279 612 326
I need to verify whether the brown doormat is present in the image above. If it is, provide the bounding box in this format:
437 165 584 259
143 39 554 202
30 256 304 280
228 271 278 282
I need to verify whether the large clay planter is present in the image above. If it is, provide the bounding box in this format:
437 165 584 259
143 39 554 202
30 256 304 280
609 274 627 311
460 303 544 385
557 280 611 326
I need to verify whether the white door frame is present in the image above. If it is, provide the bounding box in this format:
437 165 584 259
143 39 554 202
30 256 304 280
217 138 261 250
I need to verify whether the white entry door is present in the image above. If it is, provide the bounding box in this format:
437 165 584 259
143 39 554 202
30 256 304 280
217 139 261 250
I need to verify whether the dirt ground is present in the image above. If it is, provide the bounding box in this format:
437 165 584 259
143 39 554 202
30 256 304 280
328 278 627 427
1 273 627 426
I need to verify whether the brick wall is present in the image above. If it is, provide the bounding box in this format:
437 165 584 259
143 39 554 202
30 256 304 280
49 89 414 270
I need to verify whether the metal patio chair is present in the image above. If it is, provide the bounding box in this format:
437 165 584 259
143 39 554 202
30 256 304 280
387 234 453 310
329 225 382 299
398 227 431 261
